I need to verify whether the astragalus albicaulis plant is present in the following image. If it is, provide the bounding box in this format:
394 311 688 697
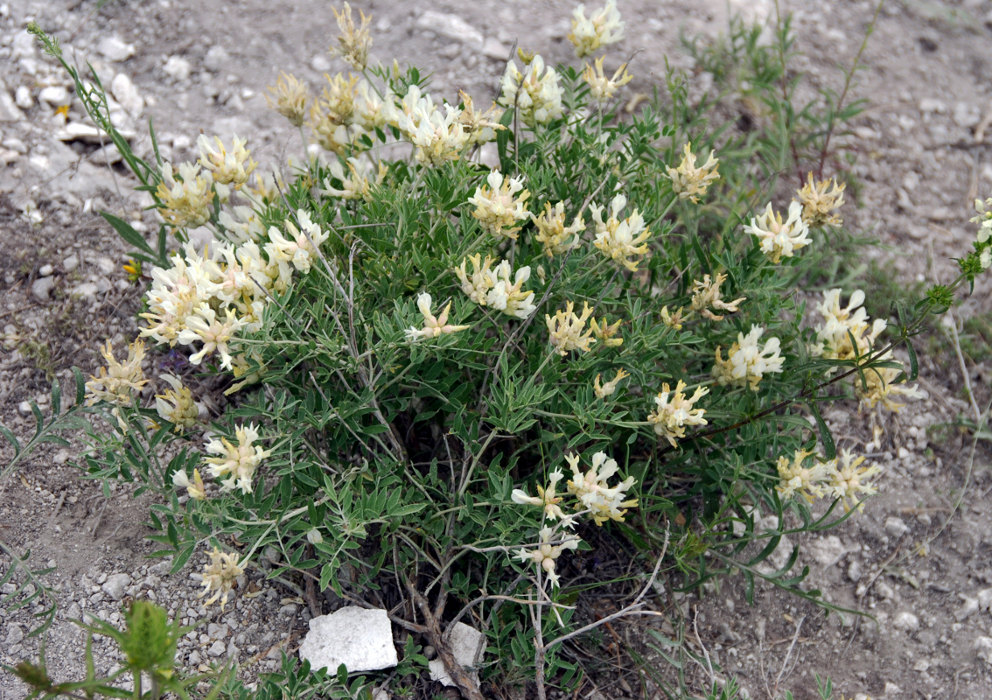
13 1 988 697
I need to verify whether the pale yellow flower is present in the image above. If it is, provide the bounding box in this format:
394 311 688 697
197 134 256 188
486 261 536 319
395 85 470 165
855 356 924 412
455 253 497 305
826 450 880 512
532 202 584 258
568 0 624 58
590 193 652 271
155 373 199 431
172 468 206 501
511 469 569 522
812 289 886 362
712 325 785 391
666 143 720 203
515 526 581 588
660 305 686 330
797 172 845 227
330 2 373 71
322 157 386 200
581 57 632 103
457 90 504 145
590 315 623 347
85 338 148 407
690 272 746 321
267 72 309 127
745 201 811 264
469 170 531 239
776 449 832 503
176 305 245 370
647 380 709 448
156 162 215 229
203 423 271 494
593 368 629 399
565 451 638 526
499 53 564 126
546 301 596 355
199 547 243 610
405 292 469 342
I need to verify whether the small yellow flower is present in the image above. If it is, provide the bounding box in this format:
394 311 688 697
330 2 373 71
666 143 720 203
197 135 256 189
199 547 243 610
581 57 632 103
590 315 623 347
532 202 584 258
546 301 596 355
156 162 215 229
660 305 686 330
511 469 568 522
565 451 638 526
590 193 652 272
690 272 746 321
712 325 785 391
812 289 886 362
593 368 629 399
744 201 811 264
457 90 504 145
856 356 924 412
499 54 563 126
203 423 271 494
647 380 709 447
155 373 199 431
455 253 497 305
826 450 880 512
405 292 470 342
776 449 831 503
172 468 206 501
122 258 142 282
267 72 309 127
568 0 625 58
85 338 148 407
797 172 845 228
468 170 531 240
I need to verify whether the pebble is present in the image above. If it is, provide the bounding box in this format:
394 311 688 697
163 56 192 82
310 54 332 72
977 587 992 611
111 73 143 117
98 36 136 62
884 516 909 538
31 275 55 301
39 264 53 277
72 281 98 299
893 611 919 632
14 85 32 109
976 636 992 668
847 559 863 582
0 89 25 121
207 623 229 640
955 596 978 621
808 535 847 567
207 640 227 657
102 573 131 601
5 624 24 645
39 86 70 106
204 46 229 72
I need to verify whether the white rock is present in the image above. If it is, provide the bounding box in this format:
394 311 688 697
955 596 978 621
56 122 104 144
39 264 53 277
3 137 27 154
0 90 25 121
204 46 229 72
884 516 909 538
208 640 226 657
72 281 99 299
428 622 486 687
311 54 332 72
482 37 509 60
299 607 397 673
98 36 136 62
39 86 69 106
11 32 36 60
976 636 992 668
892 611 919 632
63 254 79 271
163 56 192 82
847 559 863 582
919 98 947 114
31 276 55 301
14 85 32 109
977 587 992 611
102 573 131 601
808 535 847 567
415 11 484 46
111 73 143 117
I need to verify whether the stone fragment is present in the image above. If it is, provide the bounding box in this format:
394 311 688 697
204 46 229 72
98 36 136 62
977 587 992 611
892 611 919 632
299 606 398 673
63 254 79 272
884 516 908 538
163 56 192 82
808 535 847 567
14 85 32 109
31 276 55 301
415 11 484 46
56 122 103 144
976 636 992 668
39 264 53 277
428 622 486 688
0 89 25 121
39 86 70 106
955 596 978 621
102 573 131 601
111 73 143 117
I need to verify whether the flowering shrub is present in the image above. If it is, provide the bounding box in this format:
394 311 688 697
9 4 987 698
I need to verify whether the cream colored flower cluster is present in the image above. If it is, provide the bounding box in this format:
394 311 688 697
469 170 531 239
141 210 328 372
713 325 785 391
405 292 469 342
567 0 624 58
667 143 720 204
532 201 585 257
309 72 390 156
776 449 881 513
797 173 845 228
499 54 564 127
647 380 709 448
513 451 637 588
198 546 244 610
589 193 652 271
321 156 386 201
581 57 632 103
744 201 811 264
455 254 536 319
85 338 149 407
201 422 272 494
971 195 992 270
546 301 596 355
